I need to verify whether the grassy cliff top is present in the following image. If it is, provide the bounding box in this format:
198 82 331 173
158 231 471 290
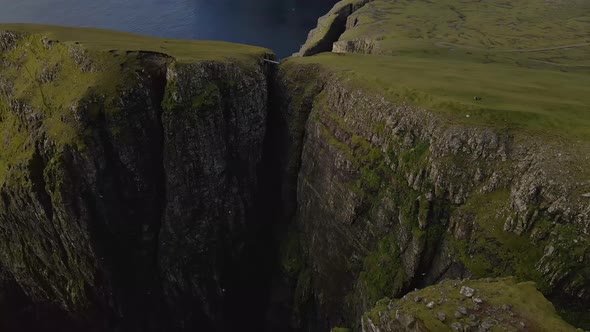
0 24 270 185
286 52 590 140
288 0 590 141
0 24 271 62
365 277 577 331
340 0 590 67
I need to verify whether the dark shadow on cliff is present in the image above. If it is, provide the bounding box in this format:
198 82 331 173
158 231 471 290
0 272 98 332
218 61 292 331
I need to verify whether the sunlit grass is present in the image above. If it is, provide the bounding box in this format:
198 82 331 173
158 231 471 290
0 23 271 62
287 52 590 140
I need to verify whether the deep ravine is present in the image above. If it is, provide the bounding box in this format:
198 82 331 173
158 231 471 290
0 28 290 331
2 8 590 330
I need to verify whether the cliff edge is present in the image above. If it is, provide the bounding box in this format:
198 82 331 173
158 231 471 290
284 0 590 330
0 24 275 331
1 0 590 330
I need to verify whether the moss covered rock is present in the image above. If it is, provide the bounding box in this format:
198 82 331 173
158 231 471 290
281 1 590 329
362 277 577 332
0 24 274 330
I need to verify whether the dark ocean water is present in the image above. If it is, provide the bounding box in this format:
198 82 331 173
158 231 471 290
0 0 337 58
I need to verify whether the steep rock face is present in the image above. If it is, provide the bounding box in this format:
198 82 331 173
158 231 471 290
286 0 590 329
0 37 169 330
277 61 590 330
1 17 590 332
0 28 273 330
0 266 89 331
158 60 270 330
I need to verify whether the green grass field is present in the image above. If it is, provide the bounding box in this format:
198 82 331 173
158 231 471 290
287 52 590 140
340 0 590 67
0 23 270 62
291 0 590 141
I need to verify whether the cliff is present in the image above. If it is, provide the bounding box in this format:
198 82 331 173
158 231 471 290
1 0 590 330
0 24 275 330
295 0 373 57
277 53 590 330
284 0 590 330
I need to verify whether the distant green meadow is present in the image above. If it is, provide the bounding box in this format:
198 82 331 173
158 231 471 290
291 0 590 140
0 23 270 62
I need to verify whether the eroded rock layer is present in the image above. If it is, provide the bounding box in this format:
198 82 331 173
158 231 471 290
284 0 590 329
276 59 590 330
0 26 274 331
2 0 590 328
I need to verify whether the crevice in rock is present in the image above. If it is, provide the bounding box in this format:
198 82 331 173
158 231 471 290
29 145 73 272
137 52 173 331
260 68 326 332
219 59 289 331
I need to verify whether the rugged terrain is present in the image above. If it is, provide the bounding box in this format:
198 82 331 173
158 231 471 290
0 24 277 331
362 277 575 331
0 0 589 331
284 0 590 330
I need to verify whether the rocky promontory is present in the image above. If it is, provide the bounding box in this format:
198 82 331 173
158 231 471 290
0 24 276 331
362 277 576 332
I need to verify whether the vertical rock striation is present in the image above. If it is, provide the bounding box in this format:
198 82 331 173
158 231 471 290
277 61 590 330
0 28 275 330
158 60 271 330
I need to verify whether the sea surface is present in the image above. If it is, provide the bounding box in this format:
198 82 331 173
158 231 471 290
0 0 337 58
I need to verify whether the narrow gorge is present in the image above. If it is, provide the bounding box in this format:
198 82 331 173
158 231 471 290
1 0 590 331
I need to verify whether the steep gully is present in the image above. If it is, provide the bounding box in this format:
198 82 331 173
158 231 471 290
4 3 588 331
0 53 300 331
0 1 364 329
6 4 355 331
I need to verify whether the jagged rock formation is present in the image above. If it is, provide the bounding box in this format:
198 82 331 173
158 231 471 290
362 277 576 332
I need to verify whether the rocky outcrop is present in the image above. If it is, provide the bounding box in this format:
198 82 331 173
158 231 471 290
332 39 376 54
362 278 576 332
295 0 374 57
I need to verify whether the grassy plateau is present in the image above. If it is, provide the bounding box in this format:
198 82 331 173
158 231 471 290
291 0 590 141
